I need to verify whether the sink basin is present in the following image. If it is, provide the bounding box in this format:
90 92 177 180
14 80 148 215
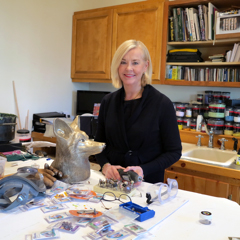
181 146 237 166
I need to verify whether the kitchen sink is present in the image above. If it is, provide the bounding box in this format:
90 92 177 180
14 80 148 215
181 146 237 166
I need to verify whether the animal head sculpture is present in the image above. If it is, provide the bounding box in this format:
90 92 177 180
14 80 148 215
51 116 105 183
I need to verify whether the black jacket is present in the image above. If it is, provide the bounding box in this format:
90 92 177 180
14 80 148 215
95 84 182 183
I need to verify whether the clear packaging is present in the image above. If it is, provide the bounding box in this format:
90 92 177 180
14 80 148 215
209 101 225 118
207 118 224 135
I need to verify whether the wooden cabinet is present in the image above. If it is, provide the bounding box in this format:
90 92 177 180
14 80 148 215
160 0 240 87
71 0 164 83
71 9 113 82
112 1 163 82
165 160 240 204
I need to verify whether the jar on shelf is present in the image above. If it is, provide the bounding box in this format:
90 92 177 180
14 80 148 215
201 105 209 119
208 101 225 118
176 103 185 117
204 91 213 105
177 117 183 130
233 123 240 137
225 106 234 122
197 94 203 104
213 91 221 101
190 118 197 131
16 129 31 143
233 107 240 123
224 122 234 136
207 118 224 135
182 117 191 130
221 92 230 103
173 102 181 111
192 104 200 118
185 105 192 118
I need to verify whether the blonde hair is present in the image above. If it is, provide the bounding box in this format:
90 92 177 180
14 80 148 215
111 40 152 88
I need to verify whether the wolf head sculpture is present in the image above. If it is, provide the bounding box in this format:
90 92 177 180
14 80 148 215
51 116 105 183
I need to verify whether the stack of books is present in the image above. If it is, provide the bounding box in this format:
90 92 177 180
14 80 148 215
208 54 225 62
226 43 240 62
169 2 218 42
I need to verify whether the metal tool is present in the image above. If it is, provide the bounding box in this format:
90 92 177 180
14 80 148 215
117 169 143 183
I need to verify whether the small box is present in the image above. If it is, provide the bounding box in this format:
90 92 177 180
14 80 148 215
119 202 155 222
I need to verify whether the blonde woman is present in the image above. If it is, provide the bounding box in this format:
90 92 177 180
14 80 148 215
95 40 181 184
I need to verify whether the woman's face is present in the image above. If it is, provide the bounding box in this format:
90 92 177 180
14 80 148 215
118 47 148 88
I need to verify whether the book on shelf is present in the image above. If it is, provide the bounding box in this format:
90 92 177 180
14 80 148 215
185 8 193 41
203 5 208 40
189 7 198 41
177 8 183 41
208 2 218 40
169 17 175 41
198 5 206 40
229 43 239 62
172 8 179 41
194 12 201 41
172 66 178 80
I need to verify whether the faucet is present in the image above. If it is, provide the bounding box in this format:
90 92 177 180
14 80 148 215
196 135 204 146
219 138 228 150
208 127 214 148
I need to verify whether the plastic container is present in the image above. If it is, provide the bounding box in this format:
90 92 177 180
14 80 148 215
221 92 230 103
173 102 181 111
190 118 197 131
213 91 221 101
192 104 200 118
233 107 240 123
224 122 234 136
204 91 213 105
16 129 31 143
225 107 234 122
197 94 203 104
233 123 240 137
0 113 17 143
177 117 183 130
208 101 225 118
176 103 185 117
201 105 209 119
185 106 192 118
207 118 224 135
182 117 191 130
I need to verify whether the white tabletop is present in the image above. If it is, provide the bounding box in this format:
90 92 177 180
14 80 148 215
1 158 240 240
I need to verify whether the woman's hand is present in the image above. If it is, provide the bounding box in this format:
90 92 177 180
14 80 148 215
124 166 144 186
102 163 124 180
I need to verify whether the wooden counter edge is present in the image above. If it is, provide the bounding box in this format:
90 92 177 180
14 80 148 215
170 159 240 180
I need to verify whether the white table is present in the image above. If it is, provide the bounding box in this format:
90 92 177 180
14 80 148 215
1 158 240 240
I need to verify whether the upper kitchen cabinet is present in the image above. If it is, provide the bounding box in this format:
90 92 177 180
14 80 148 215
71 0 164 83
71 9 113 82
112 1 164 82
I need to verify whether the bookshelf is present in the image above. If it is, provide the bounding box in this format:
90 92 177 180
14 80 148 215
160 0 240 87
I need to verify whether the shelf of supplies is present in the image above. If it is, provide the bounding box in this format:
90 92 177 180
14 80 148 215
163 79 240 87
166 62 240 66
168 39 240 47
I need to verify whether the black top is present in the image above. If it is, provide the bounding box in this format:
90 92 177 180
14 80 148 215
95 85 182 183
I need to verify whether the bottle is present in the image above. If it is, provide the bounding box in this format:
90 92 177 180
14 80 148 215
236 148 240 166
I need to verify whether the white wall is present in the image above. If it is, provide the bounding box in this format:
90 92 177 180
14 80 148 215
0 0 143 130
1 0 239 131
